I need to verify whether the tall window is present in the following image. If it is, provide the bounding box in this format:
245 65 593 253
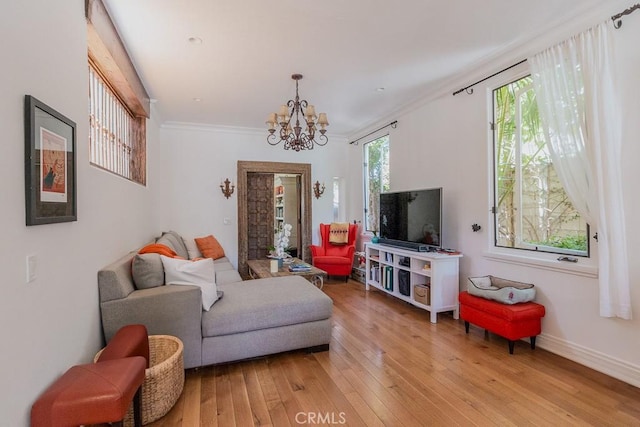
86 0 148 185
364 135 390 232
493 76 588 256
89 64 146 185
332 177 340 222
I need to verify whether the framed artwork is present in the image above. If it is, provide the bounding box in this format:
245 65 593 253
24 95 77 225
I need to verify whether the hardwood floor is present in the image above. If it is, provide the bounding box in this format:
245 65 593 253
148 279 640 426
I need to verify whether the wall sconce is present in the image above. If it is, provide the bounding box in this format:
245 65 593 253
313 181 325 199
220 178 235 199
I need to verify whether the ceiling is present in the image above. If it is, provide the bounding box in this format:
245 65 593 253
103 0 607 138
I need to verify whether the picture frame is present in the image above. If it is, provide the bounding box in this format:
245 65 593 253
24 95 77 225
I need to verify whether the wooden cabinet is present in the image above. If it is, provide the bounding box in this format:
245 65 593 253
365 243 461 323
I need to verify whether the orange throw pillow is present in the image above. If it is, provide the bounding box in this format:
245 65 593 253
139 243 178 258
195 235 225 260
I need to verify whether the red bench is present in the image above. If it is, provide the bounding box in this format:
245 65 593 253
31 325 149 427
30 357 145 427
459 291 545 354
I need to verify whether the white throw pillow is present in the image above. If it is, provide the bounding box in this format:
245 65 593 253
160 256 219 311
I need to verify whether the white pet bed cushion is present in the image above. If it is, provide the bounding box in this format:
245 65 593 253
468 275 536 305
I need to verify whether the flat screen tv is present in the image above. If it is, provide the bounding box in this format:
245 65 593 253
379 188 442 251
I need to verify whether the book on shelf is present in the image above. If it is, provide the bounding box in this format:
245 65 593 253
384 266 393 291
370 266 380 282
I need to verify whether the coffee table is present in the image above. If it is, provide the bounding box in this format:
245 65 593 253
247 258 327 289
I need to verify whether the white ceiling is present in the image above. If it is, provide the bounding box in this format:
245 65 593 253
103 0 608 138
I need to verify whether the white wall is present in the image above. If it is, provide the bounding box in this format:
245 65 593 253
156 124 349 266
346 5 640 385
0 1 160 425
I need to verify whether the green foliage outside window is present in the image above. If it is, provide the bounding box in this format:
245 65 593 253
364 136 390 232
494 77 588 255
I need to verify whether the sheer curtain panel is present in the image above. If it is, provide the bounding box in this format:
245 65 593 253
529 21 631 320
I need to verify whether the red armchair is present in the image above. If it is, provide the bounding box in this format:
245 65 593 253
310 223 358 281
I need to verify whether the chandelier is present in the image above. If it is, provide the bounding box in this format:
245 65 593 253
266 74 329 151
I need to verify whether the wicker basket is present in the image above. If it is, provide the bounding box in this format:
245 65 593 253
414 284 431 305
95 334 185 426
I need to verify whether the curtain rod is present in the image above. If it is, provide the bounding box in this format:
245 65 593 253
451 4 639 97
349 120 398 145
612 3 640 28
452 59 527 96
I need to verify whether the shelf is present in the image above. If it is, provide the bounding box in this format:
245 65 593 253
364 242 461 324
273 177 298 247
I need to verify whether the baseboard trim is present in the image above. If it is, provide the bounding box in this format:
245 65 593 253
536 333 640 388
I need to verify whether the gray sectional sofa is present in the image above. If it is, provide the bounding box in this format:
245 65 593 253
98 231 333 369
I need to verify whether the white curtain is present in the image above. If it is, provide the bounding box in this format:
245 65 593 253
529 21 631 320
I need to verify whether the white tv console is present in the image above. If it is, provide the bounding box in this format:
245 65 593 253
365 242 462 323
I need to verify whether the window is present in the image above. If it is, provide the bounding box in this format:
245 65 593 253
89 64 146 184
86 0 149 185
332 177 340 222
493 76 588 256
364 135 390 232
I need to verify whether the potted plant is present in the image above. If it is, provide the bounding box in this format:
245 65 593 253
270 224 293 265
371 230 380 243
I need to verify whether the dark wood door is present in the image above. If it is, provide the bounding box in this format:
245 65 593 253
246 173 275 261
237 161 312 278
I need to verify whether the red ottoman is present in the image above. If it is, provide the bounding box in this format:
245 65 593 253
97 324 150 367
459 291 545 354
31 357 146 427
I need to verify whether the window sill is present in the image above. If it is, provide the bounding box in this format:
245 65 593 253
482 251 598 278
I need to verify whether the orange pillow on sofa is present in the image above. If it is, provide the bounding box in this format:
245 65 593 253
195 235 225 260
139 243 178 258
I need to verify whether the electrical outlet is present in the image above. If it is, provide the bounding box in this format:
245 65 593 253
26 254 37 283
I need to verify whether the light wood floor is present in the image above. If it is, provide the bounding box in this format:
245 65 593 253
149 279 640 426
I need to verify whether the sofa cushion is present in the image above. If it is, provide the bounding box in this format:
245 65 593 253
213 257 234 270
212 257 242 284
202 275 332 337
161 256 219 311
157 231 189 259
216 269 243 285
182 236 203 259
195 235 225 260
155 235 177 253
131 253 164 289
